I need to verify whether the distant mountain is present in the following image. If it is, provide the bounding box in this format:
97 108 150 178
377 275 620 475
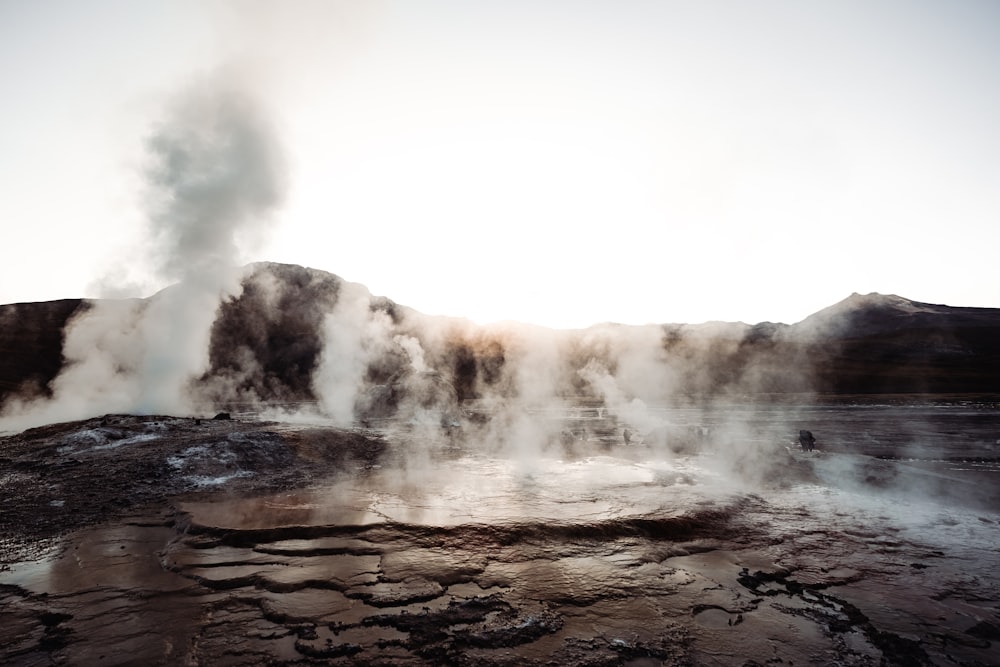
1 264 998 410
795 292 1000 338
791 292 1000 393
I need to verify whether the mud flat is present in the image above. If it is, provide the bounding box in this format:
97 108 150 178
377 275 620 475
2 405 999 666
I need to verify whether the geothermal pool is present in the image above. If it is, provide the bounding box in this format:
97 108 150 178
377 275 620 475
1 398 999 665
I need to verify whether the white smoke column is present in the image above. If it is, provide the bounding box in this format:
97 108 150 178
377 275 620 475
0 72 288 429
313 284 393 425
392 334 434 425
487 327 567 463
394 335 428 373
135 74 287 413
136 279 239 414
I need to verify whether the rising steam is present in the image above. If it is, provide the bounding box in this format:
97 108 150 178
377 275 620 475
136 74 287 413
0 72 287 429
313 284 394 426
0 67 841 498
143 77 286 284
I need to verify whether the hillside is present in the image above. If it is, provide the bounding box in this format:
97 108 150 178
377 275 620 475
1 265 998 413
0 299 86 401
795 292 1000 393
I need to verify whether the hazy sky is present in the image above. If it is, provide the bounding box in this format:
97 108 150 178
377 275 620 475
2 1 998 328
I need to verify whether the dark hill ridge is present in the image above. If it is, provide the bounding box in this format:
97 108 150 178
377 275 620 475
1 264 998 410
0 298 84 402
796 291 1000 338
794 292 1000 394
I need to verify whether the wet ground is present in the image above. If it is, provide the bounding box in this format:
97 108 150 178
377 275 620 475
2 399 999 666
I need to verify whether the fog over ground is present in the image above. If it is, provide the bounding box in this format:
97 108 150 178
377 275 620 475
7 251 994 513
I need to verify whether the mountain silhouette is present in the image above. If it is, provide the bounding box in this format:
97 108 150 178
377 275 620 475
2 264 998 410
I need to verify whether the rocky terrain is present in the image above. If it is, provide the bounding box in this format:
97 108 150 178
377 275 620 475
0 414 386 568
1 405 999 666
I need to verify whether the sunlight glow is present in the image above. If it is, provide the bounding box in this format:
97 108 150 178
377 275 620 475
1 1 998 326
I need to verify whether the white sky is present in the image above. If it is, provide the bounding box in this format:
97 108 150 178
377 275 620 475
1 0 998 328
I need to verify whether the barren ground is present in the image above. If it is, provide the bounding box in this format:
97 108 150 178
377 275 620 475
2 407 999 666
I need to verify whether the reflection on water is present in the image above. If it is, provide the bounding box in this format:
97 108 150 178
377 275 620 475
180 455 726 531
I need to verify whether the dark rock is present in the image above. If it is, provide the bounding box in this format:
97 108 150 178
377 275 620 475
39 612 72 627
966 620 1000 640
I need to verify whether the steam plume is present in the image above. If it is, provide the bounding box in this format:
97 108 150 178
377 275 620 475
0 72 287 429
136 73 287 412
144 77 286 283
313 283 394 426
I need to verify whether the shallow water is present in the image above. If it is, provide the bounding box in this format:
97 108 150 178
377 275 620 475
2 400 999 665
179 454 720 531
